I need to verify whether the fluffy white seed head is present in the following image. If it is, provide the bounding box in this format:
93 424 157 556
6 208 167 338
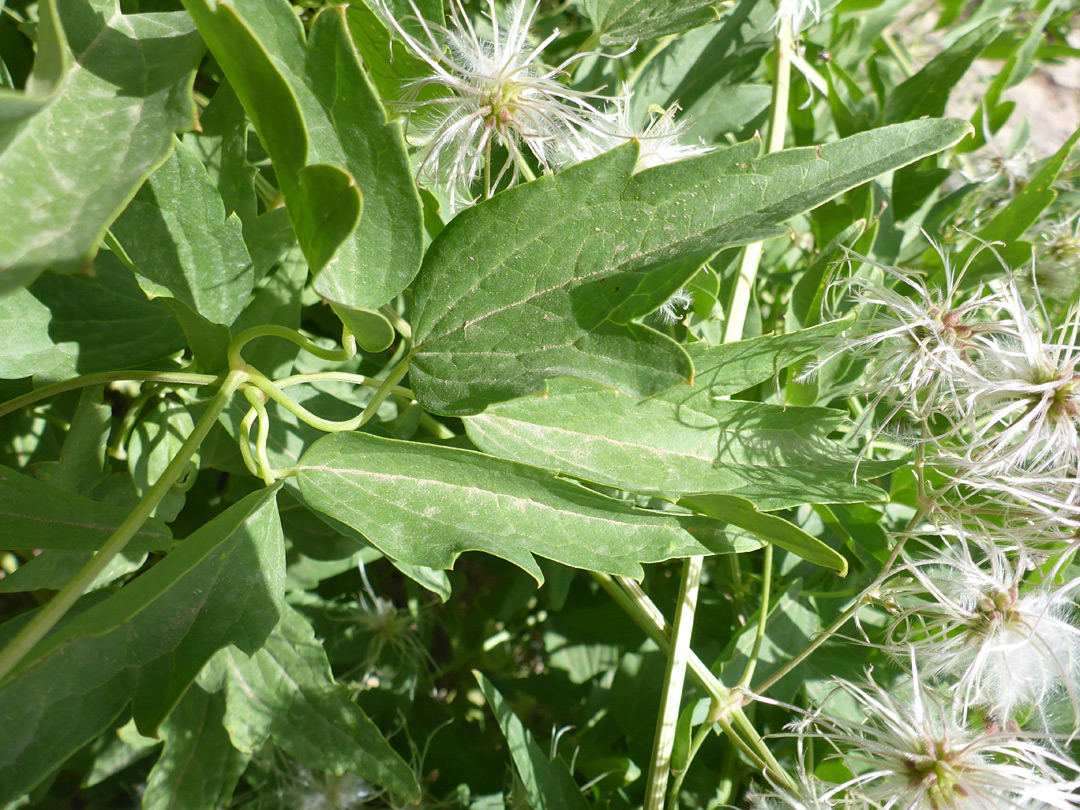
772 0 822 33
886 540 1080 725
374 0 617 210
797 664 1080 810
554 88 711 173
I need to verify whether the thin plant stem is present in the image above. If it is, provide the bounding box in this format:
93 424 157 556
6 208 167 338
592 573 794 789
0 371 221 419
358 356 412 427
242 370 414 435
0 369 247 684
227 324 356 369
380 304 413 341
738 543 774 689
644 557 703 810
723 17 793 345
484 137 492 200
752 528 916 696
243 387 275 485
667 704 716 810
238 404 262 479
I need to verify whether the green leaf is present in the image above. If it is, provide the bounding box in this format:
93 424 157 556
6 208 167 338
202 604 421 803
295 432 761 585
345 1 430 102
883 20 1001 124
0 0 204 292
463 324 894 512
678 493 847 574
0 253 186 383
680 319 852 397
0 486 284 802
0 464 170 553
0 0 69 141
0 548 148 594
958 0 1061 153
110 138 255 328
179 0 424 325
185 80 259 229
331 302 396 354
141 686 249 810
410 119 973 416
35 385 111 496
584 0 723 46
474 671 590 810
628 9 774 144
978 126 1080 245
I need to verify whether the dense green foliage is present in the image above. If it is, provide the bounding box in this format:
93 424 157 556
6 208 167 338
1 0 1078 808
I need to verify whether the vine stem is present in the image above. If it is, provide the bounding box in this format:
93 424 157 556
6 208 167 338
738 543 774 689
723 18 793 346
751 518 920 696
0 370 221 419
644 557 702 810
593 573 794 788
0 368 248 685
641 20 796 806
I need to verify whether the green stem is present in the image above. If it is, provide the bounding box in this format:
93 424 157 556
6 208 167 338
380 305 413 342
644 557 703 810
723 18 793 345
0 371 221 419
484 137 493 200
227 324 356 369
242 370 413 435
243 387 275 485
738 543 773 689
667 705 716 810
357 356 412 428
644 32 794 794
0 369 247 685
752 527 916 696
592 573 793 789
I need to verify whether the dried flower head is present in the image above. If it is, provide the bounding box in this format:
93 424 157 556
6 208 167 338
772 0 822 33
554 89 711 172
959 283 1080 478
886 539 1080 724
798 663 1080 810
800 247 1013 462
375 0 617 210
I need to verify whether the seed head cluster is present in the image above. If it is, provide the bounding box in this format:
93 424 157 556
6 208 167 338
373 0 707 211
764 248 1080 810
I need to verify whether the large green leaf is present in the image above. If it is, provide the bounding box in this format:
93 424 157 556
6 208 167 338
110 138 255 328
200 604 420 803
475 671 590 810
141 686 249 810
409 119 973 416
185 80 259 230
0 464 171 553
0 254 186 382
464 386 888 513
0 0 204 292
179 0 423 326
584 0 723 45
0 487 284 802
295 432 762 584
